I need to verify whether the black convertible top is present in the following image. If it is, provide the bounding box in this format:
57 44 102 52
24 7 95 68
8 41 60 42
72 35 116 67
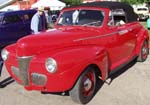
78 1 132 9
66 1 138 22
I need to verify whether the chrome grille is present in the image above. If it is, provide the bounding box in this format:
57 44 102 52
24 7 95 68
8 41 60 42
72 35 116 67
17 56 33 86
31 73 47 86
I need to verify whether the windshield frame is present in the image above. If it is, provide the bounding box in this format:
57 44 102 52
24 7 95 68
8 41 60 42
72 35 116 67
56 7 106 28
137 8 148 11
0 15 4 24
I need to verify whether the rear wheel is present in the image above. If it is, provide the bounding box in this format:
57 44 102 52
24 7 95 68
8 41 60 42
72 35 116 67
137 40 149 62
69 67 96 104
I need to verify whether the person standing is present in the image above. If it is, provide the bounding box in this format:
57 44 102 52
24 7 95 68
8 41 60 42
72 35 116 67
30 7 47 34
146 15 150 30
45 10 53 28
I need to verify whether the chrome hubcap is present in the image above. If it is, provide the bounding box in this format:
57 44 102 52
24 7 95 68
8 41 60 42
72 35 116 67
142 43 148 59
83 78 92 91
142 47 147 54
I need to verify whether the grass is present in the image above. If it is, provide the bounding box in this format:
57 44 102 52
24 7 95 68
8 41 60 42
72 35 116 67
140 22 150 35
140 21 150 47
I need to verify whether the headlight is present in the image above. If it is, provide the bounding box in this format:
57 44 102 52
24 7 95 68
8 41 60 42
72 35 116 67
45 58 57 73
1 49 9 61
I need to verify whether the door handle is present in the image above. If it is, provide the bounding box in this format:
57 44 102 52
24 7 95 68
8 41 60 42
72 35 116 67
128 28 133 32
118 29 128 35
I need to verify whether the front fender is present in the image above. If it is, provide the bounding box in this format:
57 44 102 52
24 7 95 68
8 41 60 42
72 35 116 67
36 45 109 91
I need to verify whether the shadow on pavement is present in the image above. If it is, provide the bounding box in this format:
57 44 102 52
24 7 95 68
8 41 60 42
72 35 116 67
0 77 14 88
0 61 3 77
108 59 137 85
91 59 137 103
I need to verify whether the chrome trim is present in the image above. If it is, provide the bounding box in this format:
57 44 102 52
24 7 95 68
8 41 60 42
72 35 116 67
31 73 47 86
74 26 138 42
73 32 118 42
118 30 128 35
105 54 109 80
17 56 33 59
17 56 33 86
11 66 20 78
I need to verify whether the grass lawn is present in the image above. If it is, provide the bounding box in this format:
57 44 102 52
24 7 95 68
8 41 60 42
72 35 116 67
140 21 150 47
140 21 149 33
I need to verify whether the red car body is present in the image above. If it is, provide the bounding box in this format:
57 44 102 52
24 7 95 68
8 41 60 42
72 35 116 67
2 1 149 104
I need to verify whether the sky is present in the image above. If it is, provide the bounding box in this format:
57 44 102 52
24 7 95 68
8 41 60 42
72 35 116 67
0 0 8 4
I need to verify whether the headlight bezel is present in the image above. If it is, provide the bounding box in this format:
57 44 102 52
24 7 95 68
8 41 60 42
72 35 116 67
1 49 9 61
45 58 57 73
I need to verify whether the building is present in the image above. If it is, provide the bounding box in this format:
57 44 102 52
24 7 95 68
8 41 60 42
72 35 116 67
12 0 37 10
0 0 37 10
83 0 118 3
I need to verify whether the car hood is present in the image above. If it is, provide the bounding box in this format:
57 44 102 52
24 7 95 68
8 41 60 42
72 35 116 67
16 27 101 56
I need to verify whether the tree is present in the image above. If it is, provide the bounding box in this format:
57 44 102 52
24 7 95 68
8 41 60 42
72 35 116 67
120 0 148 4
60 0 82 6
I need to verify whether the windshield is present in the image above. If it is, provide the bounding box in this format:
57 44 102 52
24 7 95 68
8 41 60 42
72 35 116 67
57 9 104 27
0 16 3 24
137 8 148 11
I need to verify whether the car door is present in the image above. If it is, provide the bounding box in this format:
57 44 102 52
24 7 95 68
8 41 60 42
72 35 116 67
114 12 137 60
22 12 35 35
0 14 26 44
106 10 136 70
105 26 121 70
0 14 16 45
116 23 137 59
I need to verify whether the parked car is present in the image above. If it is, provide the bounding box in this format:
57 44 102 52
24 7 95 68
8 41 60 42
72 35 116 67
51 14 58 23
2 1 149 104
51 11 60 23
134 6 149 21
0 9 36 73
0 9 36 48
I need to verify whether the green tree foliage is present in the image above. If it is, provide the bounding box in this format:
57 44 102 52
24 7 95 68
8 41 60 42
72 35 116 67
120 0 149 4
61 0 149 5
60 0 82 6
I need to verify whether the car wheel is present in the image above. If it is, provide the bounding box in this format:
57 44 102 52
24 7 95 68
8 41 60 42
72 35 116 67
137 40 149 62
69 67 96 104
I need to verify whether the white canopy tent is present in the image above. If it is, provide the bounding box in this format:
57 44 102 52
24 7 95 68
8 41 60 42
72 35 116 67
31 0 66 10
0 5 19 11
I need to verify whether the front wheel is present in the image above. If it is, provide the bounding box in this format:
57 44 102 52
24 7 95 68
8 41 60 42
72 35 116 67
69 67 96 104
137 40 149 62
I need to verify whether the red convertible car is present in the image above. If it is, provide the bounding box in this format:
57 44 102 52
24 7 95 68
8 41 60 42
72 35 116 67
1 1 149 104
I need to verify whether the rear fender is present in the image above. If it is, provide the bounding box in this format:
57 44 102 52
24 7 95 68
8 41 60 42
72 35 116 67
135 29 149 55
